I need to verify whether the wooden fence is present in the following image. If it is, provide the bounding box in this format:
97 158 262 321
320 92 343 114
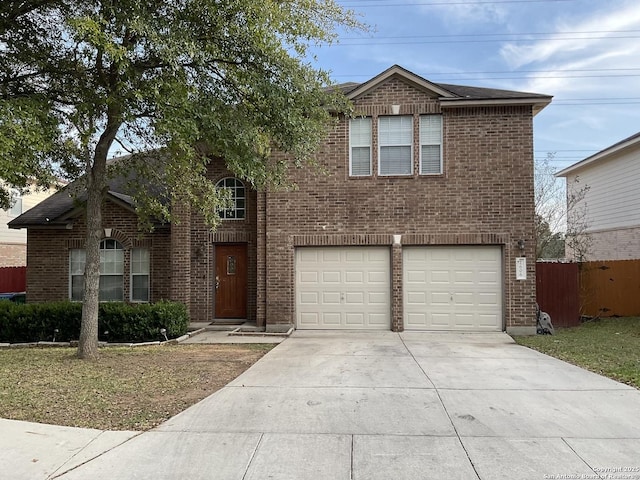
579 260 640 318
0 266 27 292
537 259 640 326
536 262 580 327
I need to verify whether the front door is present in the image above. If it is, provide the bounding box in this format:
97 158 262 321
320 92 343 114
214 244 248 318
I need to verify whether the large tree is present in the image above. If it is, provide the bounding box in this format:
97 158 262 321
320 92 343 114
0 0 362 358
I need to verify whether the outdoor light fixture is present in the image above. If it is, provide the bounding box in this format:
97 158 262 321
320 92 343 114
160 328 168 342
517 239 526 251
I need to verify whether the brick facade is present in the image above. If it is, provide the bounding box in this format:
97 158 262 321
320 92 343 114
20 68 543 334
0 243 26 267
26 202 170 304
570 226 640 261
259 77 537 333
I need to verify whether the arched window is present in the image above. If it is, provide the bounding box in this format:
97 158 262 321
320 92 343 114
216 177 245 220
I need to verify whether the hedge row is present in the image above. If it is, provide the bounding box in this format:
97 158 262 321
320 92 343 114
0 300 189 343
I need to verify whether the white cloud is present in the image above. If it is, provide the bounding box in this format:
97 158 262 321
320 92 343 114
424 1 508 27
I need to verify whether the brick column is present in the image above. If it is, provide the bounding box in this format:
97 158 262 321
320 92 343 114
170 199 191 316
391 242 404 332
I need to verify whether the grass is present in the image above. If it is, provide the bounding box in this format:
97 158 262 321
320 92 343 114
514 317 640 389
0 343 274 431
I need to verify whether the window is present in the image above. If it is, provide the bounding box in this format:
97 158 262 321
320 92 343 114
130 248 150 302
379 116 413 175
8 189 22 216
420 115 443 175
216 177 245 220
69 249 86 302
349 117 372 176
69 240 124 302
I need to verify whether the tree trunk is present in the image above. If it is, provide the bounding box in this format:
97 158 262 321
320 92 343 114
77 176 103 359
77 113 120 359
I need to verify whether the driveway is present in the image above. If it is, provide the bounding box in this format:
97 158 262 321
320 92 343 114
16 332 640 479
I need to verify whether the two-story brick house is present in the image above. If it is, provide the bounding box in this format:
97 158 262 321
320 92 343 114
9 65 551 334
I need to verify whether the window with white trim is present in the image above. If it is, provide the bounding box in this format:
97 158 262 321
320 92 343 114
419 115 443 175
349 117 372 176
69 240 124 302
69 249 86 301
130 248 150 302
378 116 413 175
7 189 22 216
216 177 246 220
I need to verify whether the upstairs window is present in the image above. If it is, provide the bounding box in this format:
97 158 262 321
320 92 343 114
420 115 443 175
379 116 413 176
216 177 245 220
349 117 372 176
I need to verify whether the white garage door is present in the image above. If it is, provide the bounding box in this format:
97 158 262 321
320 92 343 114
404 246 503 331
296 247 390 330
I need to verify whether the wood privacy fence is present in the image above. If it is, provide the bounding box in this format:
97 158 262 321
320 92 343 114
536 259 640 326
579 260 640 318
536 262 580 328
0 266 27 292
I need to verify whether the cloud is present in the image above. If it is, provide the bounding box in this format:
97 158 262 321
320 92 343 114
423 1 508 27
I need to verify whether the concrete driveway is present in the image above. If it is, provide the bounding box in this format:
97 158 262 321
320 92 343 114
8 331 640 479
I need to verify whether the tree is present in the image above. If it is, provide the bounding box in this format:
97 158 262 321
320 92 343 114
0 0 363 359
534 153 591 260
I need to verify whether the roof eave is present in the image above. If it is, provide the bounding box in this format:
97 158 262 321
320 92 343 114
555 133 640 177
440 97 552 116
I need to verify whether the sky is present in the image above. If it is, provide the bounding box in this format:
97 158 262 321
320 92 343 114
307 0 640 173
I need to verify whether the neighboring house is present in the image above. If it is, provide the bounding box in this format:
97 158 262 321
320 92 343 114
0 184 59 267
556 131 640 261
9 65 551 334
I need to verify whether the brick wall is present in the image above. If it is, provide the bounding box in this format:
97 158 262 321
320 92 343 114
185 159 258 322
26 201 170 303
258 76 537 332
570 226 640 261
0 243 26 267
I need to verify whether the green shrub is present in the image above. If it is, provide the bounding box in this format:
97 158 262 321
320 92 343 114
0 301 188 343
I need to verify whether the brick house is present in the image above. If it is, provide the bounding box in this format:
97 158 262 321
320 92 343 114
9 65 551 334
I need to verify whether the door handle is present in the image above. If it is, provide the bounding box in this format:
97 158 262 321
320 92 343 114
215 276 220 290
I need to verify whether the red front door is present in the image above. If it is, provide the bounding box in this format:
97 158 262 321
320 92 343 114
214 244 248 319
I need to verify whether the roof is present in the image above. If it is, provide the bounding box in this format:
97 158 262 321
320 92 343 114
555 131 640 177
7 175 137 229
337 65 552 116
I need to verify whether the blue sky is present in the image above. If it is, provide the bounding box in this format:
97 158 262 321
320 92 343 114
309 0 640 172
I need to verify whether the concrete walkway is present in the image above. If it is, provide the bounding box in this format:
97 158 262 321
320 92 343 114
5 331 640 479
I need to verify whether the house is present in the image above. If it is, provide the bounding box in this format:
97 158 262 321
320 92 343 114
8 65 551 334
556 131 640 261
1 183 59 267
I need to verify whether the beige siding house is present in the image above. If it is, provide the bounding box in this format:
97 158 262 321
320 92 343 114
556 132 640 261
1 185 59 267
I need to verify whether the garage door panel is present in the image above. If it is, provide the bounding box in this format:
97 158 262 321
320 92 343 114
345 271 364 283
322 291 341 304
322 271 341 283
404 246 502 331
300 292 318 305
296 247 390 330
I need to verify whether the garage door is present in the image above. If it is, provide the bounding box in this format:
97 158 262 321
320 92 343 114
404 246 503 331
296 247 390 329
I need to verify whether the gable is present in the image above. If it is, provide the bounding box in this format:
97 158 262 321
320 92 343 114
351 76 442 115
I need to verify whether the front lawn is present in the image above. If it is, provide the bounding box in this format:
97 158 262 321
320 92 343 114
514 317 640 389
0 344 274 430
